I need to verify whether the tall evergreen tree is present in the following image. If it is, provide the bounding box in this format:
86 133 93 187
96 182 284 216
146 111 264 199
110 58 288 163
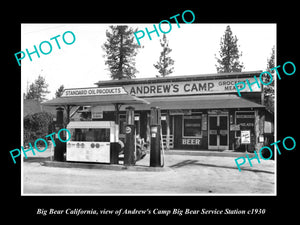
215 25 244 73
263 46 275 112
25 75 50 102
102 25 141 80
55 85 65 98
266 46 275 74
153 34 175 77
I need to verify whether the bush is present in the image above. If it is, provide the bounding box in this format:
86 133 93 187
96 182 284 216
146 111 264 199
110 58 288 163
24 112 55 146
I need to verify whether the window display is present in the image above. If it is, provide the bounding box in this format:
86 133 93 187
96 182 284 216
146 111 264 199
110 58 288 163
183 115 202 137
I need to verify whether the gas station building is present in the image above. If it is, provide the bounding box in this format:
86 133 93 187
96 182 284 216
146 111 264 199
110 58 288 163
95 71 268 152
44 71 271 153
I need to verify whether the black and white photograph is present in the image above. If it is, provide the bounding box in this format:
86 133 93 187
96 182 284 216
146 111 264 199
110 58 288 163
20 23 276 195
4 4 298 220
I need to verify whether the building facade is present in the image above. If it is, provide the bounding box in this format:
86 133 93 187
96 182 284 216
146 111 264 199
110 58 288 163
87 71 267 152
44 71 269 152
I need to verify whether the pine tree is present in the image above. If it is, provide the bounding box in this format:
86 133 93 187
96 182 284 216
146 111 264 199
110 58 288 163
55 85 65 98
215 25 244 73
102 25 141 80
263 46 275 112
153 34 175 77
25 75 50 102
266 46 275 74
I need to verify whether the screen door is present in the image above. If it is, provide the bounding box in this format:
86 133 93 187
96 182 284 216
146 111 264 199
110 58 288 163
208 115 229 150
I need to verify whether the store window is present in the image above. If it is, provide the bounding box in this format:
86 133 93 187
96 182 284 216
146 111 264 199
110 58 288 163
70 128 110 142
235 111 255 137
183 114 202 137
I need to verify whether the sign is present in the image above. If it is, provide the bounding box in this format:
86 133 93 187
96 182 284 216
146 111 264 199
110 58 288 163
125 126 132 134
91 112 103 119
124 78 261 97
236 114 255 118
169 109 191 115
91 106 103 119
230 124 240 131
67 141 110 163
182 138 201 145
259 135 264 143
202 115 207 130
161 115 167 120
236 112 255 132
241 130 251 144
151 127 158 133
62 87 128 97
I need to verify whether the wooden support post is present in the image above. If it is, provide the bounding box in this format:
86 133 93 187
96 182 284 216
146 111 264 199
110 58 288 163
114 103 122 125
65 105 71 125
54 107 65 161
150 107 161 167
166 111 170 150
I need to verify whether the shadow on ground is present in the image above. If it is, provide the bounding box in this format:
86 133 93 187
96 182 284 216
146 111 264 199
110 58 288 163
23 157 52 163
170 160 274 174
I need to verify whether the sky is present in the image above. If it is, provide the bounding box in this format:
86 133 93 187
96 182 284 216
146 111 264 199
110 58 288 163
21 23 276 100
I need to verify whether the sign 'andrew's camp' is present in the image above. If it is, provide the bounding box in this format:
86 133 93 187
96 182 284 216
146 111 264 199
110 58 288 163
126 77 261 97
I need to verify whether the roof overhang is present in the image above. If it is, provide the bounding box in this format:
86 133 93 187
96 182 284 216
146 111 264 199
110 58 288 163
42 94 150 107
135 94 264 110
107 94 264 111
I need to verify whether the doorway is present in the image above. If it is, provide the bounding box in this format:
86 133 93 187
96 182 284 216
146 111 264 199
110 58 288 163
208 114 229 150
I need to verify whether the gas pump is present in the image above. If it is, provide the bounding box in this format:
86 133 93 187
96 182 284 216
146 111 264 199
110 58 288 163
150 107 162 167
54 107 65 161
124 106 136 166
66 121 119 164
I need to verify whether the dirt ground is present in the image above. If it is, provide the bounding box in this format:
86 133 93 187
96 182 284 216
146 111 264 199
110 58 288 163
22 152 275 195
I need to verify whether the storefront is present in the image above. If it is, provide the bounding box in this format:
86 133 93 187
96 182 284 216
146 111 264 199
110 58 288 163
93 71 266 152
45 71 266 152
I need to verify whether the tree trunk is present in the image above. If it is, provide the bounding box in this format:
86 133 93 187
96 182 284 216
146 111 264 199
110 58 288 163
119 31 123 79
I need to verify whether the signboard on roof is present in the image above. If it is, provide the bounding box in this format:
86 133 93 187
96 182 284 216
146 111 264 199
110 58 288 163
61 87 128 97
62 78 261 98
123 78 261 97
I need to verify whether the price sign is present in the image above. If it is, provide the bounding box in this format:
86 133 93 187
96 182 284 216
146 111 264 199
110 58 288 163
241 130 251 144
